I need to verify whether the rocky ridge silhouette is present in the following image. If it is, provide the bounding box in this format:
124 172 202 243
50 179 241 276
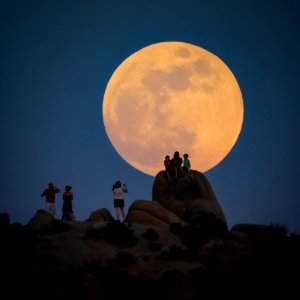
1 171 299 299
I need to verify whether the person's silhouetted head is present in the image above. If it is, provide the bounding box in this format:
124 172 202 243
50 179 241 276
112 181 121 190
65 185 72 191
184 153 189 158
174 151 179 157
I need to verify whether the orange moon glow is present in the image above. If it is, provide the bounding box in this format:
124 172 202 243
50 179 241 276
102 42 243 176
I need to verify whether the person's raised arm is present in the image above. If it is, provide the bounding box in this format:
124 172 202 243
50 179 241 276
122 184 128 193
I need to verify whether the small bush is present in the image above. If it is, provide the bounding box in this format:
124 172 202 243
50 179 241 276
269 222 289 238
142 228 159 241
101 221 137 247
83 221 137 247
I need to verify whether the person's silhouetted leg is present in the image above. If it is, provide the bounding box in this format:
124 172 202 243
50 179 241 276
120 207 126 221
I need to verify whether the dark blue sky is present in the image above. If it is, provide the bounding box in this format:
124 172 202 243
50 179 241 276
1 0 299 233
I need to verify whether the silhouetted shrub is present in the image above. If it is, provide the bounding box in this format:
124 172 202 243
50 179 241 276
83 221 137 247
142 228 159 241
101 220 137 247
169 222 182 234
178 225 208 251
184 211 228 237
269 222 289 238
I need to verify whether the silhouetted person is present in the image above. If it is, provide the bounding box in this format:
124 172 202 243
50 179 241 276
171 151 183 180
164 155 172 182
62 185 74 221
183 153 191 175
41 182 61 216
112 181 128 221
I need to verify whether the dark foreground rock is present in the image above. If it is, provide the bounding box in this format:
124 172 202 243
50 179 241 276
153 170 227 224
1 171 299 299
1 212 300 299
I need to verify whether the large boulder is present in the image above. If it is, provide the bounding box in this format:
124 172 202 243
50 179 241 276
88 208 114 222
26 209 55 231
152 170 227 229
126 200 186 227
26 209 70 234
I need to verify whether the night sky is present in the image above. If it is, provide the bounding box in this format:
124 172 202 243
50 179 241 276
1 0 299 233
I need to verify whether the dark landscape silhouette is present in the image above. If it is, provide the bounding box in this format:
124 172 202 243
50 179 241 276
1 170 299 299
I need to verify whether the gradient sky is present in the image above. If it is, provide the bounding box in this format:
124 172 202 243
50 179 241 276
1 0 299 233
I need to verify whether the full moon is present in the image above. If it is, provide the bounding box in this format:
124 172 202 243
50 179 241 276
102 42 243 176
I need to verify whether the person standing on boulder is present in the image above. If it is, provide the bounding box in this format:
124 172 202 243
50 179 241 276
171 151 183 180
62 185 74 221
164 155 172 182
41 182 61 217
183 153 191 175
112 181 128 222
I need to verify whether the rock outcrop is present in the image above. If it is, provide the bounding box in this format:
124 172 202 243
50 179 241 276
152 170 227 231
1 173 299 299
126 200 187 227
88 208 114 222
0 211 299 299
26 209 71 232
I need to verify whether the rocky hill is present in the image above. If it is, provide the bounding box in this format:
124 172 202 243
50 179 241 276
1 171 299 299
